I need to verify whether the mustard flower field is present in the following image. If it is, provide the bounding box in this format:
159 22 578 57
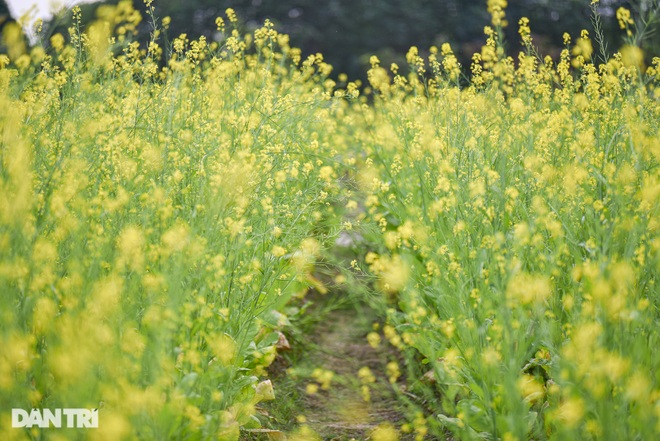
1 1 659 440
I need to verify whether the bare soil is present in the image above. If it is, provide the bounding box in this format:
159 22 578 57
254 301 413 441
300 306 408 440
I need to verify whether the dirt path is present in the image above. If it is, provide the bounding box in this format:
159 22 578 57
300 305 406 439
258 301 411 440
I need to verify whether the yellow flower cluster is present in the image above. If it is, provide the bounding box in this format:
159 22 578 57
1 2 659 440
350 7 660 440
487 0 508 27
617 7 634 35
0 6 347 439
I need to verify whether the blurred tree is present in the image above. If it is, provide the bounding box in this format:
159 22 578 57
0 0 12 31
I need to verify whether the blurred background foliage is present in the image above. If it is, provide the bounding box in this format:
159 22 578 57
0 0 12 31
1 0 659 81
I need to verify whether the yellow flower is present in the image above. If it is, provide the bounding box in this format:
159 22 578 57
620 45 644 69
211 334 237 365
517 374 545 404
371 423 399 441
386 361 401 384
506 273 552 306
487 0 508 27
225 8 237 23
367 332 381 348
616 7 634 30
271 245 287 257
555 397 585 428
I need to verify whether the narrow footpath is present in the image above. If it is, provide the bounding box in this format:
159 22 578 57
251 298 413 440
